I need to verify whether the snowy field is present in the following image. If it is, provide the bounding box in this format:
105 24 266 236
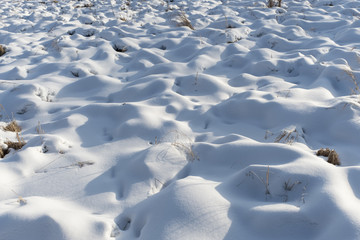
0 0 360 239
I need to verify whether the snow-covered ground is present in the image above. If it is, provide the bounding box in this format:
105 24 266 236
1 0 360 239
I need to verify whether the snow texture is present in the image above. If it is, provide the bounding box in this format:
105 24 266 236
0 0 360 239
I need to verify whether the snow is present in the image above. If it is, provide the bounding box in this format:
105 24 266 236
0 0 360 239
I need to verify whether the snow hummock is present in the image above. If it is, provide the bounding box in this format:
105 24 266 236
1 0 360 239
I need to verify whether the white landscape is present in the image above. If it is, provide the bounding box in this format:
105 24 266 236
0 0 360 239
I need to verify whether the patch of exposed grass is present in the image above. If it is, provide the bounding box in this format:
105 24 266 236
316 148 341 166
267 0 282 7
3 120 21 132
74 3 94 8
5 140 25 150
0 148 9 158
0 45 6 57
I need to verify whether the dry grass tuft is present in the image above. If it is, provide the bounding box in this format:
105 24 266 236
0 45 6 57
113 44 128 53
5 141 24 150
74 161 95 168
159 130 199 161
3 120 21 132
316 148 331 157
344 68 360 95
267 0 282 7
119 16 127 22
267 0 275 7
5 132 26 150
0 109 26 158
177 11 194 30
11 190 27 205
227 37 242 44
316 148 341 166
246 166 271 196
36 121 45 134
1 136 26 158
275 128 299 144
74 3 94 8
283 179 301 191
0 148 8 158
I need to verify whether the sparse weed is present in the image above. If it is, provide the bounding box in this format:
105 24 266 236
149 136 159 145
3 120 21 132
177 11 194 30
36 121 45 134
119 16 127 22
344 68 360 95
172 141 198 161
194 72 199 86
71 71 80 77
158 130 199 161
224 14 234 29
275 128 299 144
283 179 301 191
170 131 198 161
11 190 27 205
227 36 242 44
282 178 302 202
247 166 271 195
0 104 11 121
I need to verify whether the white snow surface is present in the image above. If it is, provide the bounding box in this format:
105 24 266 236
0 0 360 239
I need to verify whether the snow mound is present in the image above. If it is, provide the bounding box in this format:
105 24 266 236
1 0 360 239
